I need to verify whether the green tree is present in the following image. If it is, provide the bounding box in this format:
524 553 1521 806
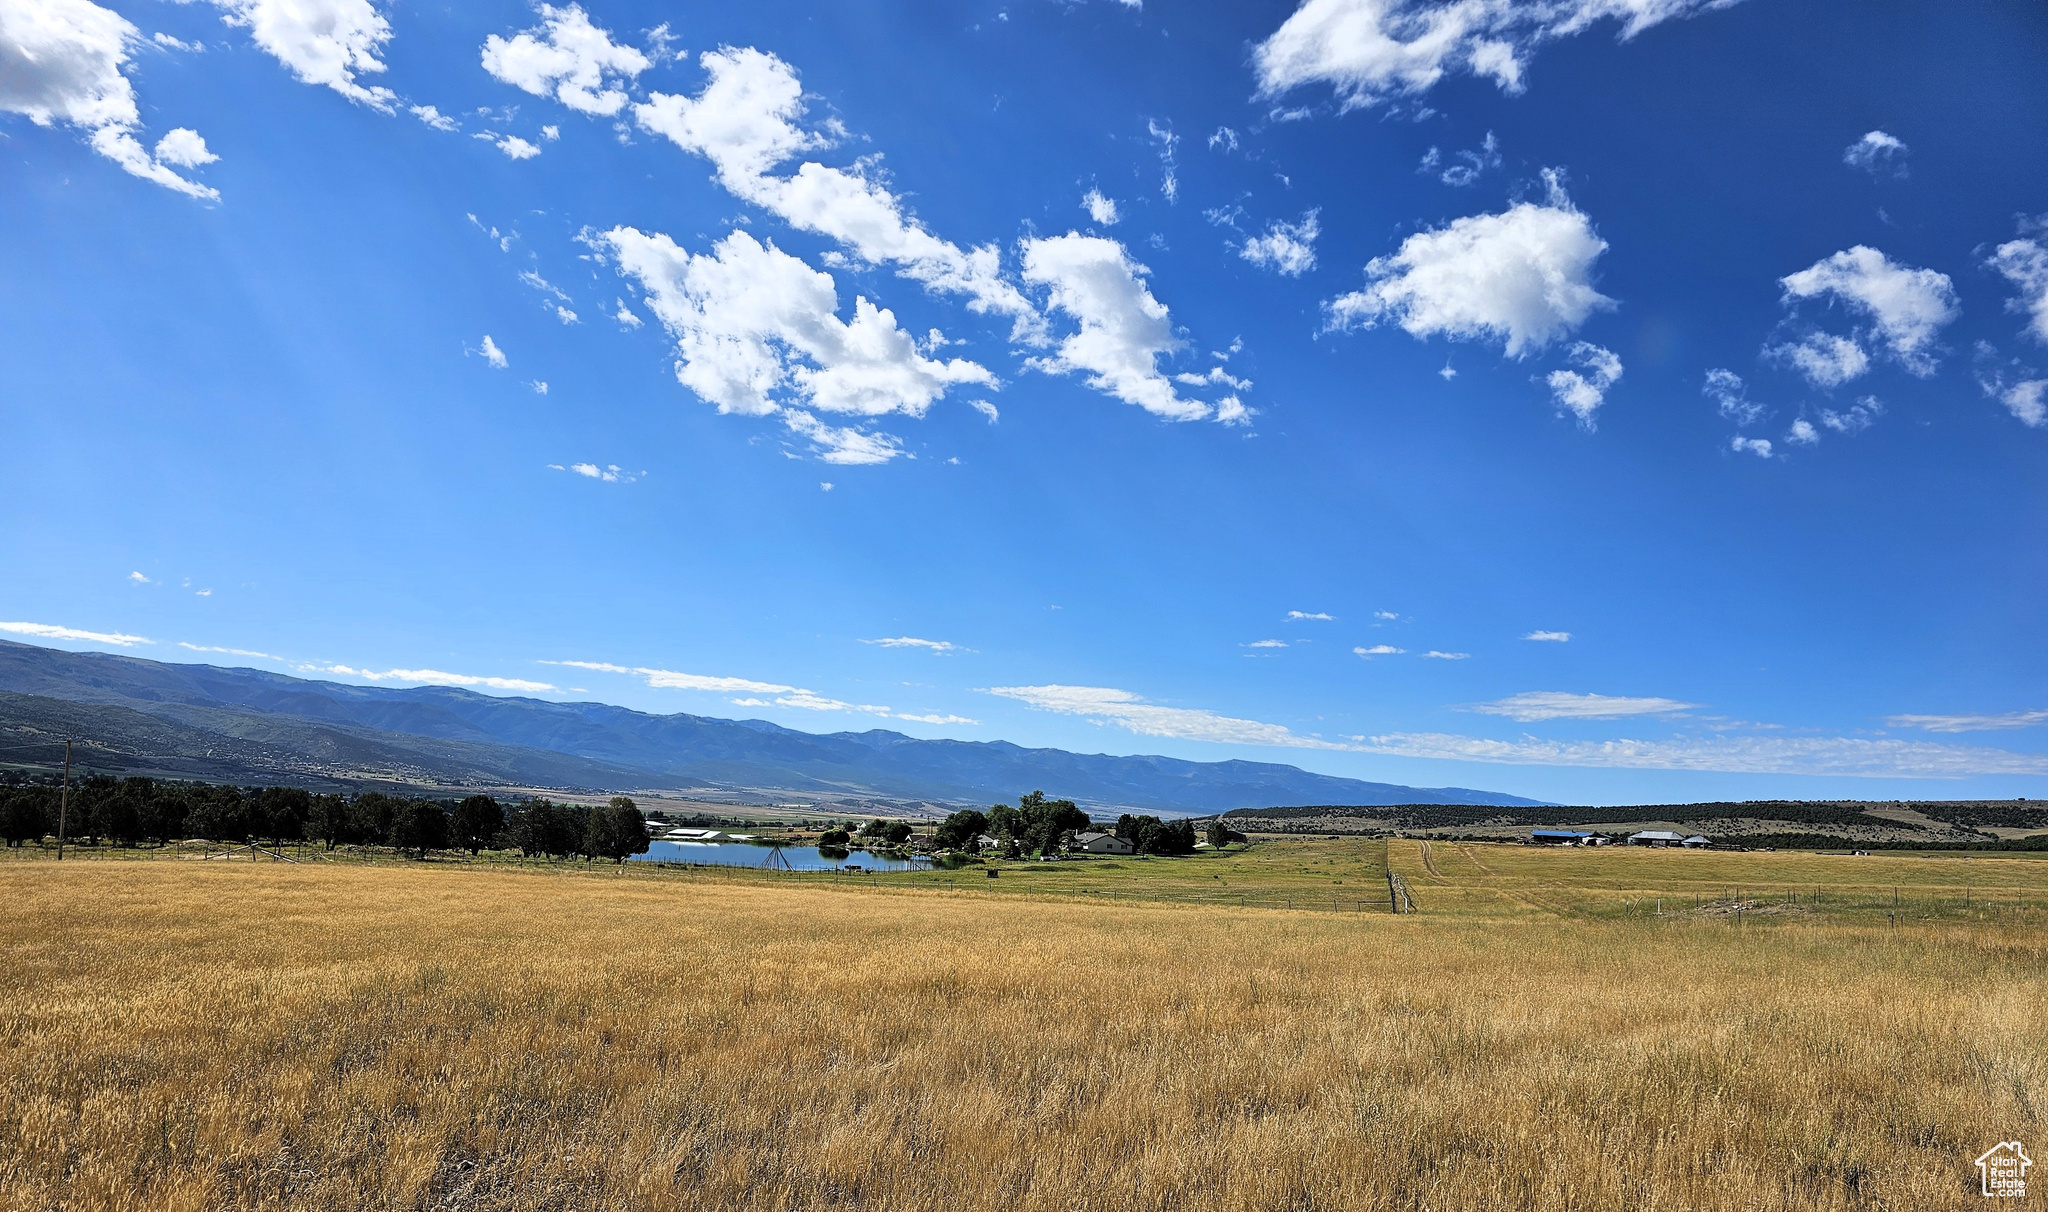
586 797 650 863
882 821 913 845
140 782 189 845
90 778 146 847
1115 814 1197 855
859 817 889 839
450 795 504 854
307 794 349 849
1206 819 1246 848
1014 791 1090 855
817 827 852 849
508 799 579 859
934 808 988 850
386 800 449 858
0 790 51 847
184 785 250 842
257 787 310 847
348 793 398 845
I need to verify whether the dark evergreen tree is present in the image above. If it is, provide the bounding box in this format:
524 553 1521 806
449 795 504 854
386 800 449 858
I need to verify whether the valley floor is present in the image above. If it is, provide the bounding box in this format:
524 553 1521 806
2 850 2043 1210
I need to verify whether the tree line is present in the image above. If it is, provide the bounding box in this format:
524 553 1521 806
0 778 652 862
926 792 1241 858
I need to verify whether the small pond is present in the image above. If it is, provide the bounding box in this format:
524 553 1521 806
630 841 933 872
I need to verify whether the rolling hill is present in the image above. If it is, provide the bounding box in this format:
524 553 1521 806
0 639 1544 812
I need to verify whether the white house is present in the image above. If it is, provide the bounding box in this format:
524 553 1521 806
1072 831 1134 856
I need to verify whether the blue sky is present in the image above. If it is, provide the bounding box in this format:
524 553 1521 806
4 0 2047 805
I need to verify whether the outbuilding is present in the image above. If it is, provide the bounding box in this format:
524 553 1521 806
1530 829 1592 846
1072 831 1135 856
1627 830 1688 847
1681 835 1711 848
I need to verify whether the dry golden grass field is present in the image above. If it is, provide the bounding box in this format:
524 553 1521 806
3 846 2046 1211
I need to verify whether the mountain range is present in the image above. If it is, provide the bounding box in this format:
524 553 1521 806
0 639 1544 812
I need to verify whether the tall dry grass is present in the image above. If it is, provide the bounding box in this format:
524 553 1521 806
1 861 2041 1210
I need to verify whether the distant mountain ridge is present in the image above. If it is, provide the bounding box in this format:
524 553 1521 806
0 639 1545 812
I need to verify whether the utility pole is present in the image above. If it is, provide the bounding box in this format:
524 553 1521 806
56 739 72 861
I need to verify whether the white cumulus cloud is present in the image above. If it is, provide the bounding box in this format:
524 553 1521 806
1545 340 1621 429
210 0 396 111
1842 130 1907 177
481 3 651 117
1326 173 1612 357
1988 232 2048 345
0 0 218 198
1730 434 1773 458
632 46 1043 342
1021 233 1214 422
492 133 541 159
1772 245 1959 382
1252 0 1741 112
410 103 457 131
1240 210 1321 277
603 226 993 463
1082 188 1120 226
1702 367 1765 426
1767 331 1869 389
152 127 216 167
478 335 507 368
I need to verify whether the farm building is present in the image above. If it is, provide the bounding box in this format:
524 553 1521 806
1072 831 1135 856
1530 829 1592 845
1682 835 1711 848
1627 830 1687 847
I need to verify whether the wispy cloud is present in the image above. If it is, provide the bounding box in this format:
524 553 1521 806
178 642 284 662
1422 650 1470 660
1523 631 1571 642
861 637 967 653
542 659 879 713
1245 639 1289 649
312 665 557 693
1353 731 2048 778
986 683 1354 751
892 712 979 726
0 620 151 647
1286 610 1334 621
1354 645 1403 658
548 462 642 483
128 571 151 584
1468 691 1695 722
1888 709 2048 734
